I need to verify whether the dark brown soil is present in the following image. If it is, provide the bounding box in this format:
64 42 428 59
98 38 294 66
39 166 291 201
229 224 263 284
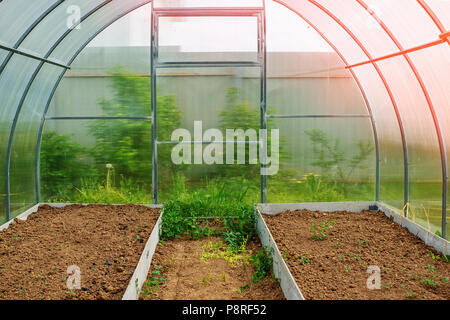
0 204 160 300
263 209 449 300
140 235 285 300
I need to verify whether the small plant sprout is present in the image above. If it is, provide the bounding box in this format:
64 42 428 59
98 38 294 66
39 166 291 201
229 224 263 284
296 255 312 264
142 265 166 299
421 277 437 288
310 220 336 241
425 265 436 273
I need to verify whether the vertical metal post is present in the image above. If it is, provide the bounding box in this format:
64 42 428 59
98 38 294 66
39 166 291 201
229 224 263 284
151 3 158 204
260 2 268 204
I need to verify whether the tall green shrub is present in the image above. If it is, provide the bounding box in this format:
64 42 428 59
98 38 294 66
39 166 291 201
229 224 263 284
40 131 94 200
87 66 183 185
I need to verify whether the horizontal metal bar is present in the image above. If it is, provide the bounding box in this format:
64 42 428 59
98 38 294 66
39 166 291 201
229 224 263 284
154 7 263 17
266 114 371 119
157 140 261 145
156 61 261 69
0 43 70 69
45 116 152 120
346 37 446 69
185 216 241 220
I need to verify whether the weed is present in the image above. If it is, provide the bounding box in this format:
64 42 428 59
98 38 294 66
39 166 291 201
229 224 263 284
351 254 361 260
296 255 312 264
421 277 437 288
237 284 250 294
142 265 166 299
358 239 369 249
425 265 436 273
250 249 273 283
310 220 335 240
429 250 441 261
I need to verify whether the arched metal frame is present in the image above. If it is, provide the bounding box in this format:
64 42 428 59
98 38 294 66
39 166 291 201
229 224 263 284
0 0 448 237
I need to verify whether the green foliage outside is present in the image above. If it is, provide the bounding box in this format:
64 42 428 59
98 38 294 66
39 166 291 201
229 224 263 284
39 67 375 205
40 131 95 200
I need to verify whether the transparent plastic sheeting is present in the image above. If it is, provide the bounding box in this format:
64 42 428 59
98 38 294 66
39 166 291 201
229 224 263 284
0 0 449 238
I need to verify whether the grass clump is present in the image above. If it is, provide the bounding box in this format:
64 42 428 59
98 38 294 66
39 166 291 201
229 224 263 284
249 248 273 283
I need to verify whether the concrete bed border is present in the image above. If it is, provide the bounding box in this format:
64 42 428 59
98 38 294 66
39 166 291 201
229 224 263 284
2 201 448 300
256 201 449 300
255 209 305 300
0 203 164 300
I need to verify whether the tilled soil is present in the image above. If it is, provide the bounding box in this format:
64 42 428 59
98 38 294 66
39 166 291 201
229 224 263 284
140 235 285 300
0 204 160 300
263 209 449 300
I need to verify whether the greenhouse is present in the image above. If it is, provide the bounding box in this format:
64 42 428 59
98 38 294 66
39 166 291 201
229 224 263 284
0 0 449 301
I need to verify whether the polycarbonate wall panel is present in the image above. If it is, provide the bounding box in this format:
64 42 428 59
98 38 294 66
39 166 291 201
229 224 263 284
0 55 41 218
158 17 258 62
315 0 399 58
41 119 152 202
50 1 151 64
351 65 405 209
0 0 57 46
426 0 450 30
377 56 442 234
268 118 375 203
9 64 63 217
156 66 261 199
18 0 105 57
156 67 260 141
266 73 368 116
153 0 263 8
410 44 450 238
364 0 442 49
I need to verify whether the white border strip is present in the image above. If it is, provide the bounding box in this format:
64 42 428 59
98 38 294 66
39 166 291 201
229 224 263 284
257 202 449 256
257 202 376 215
0 204 40 231
255 208 304 300
376 202 449 256
122 213 162 300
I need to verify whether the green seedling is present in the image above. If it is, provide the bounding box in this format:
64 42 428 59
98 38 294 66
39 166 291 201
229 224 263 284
310 220 336 241
297 255 312 264
425 265 436 273
421 277 437 288
237 284 250 294
429 250 441 261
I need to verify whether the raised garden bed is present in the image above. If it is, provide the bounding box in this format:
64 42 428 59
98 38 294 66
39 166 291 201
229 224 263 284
139 235 285 300
259 203 449 300
0 204 160 300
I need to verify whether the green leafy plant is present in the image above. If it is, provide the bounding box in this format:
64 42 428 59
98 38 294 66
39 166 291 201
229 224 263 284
40 131 94 200
142 265 166 299
296 255 312 264
88 66 183 185
421 277 437 288
310 219 336 241
249 249 273 283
